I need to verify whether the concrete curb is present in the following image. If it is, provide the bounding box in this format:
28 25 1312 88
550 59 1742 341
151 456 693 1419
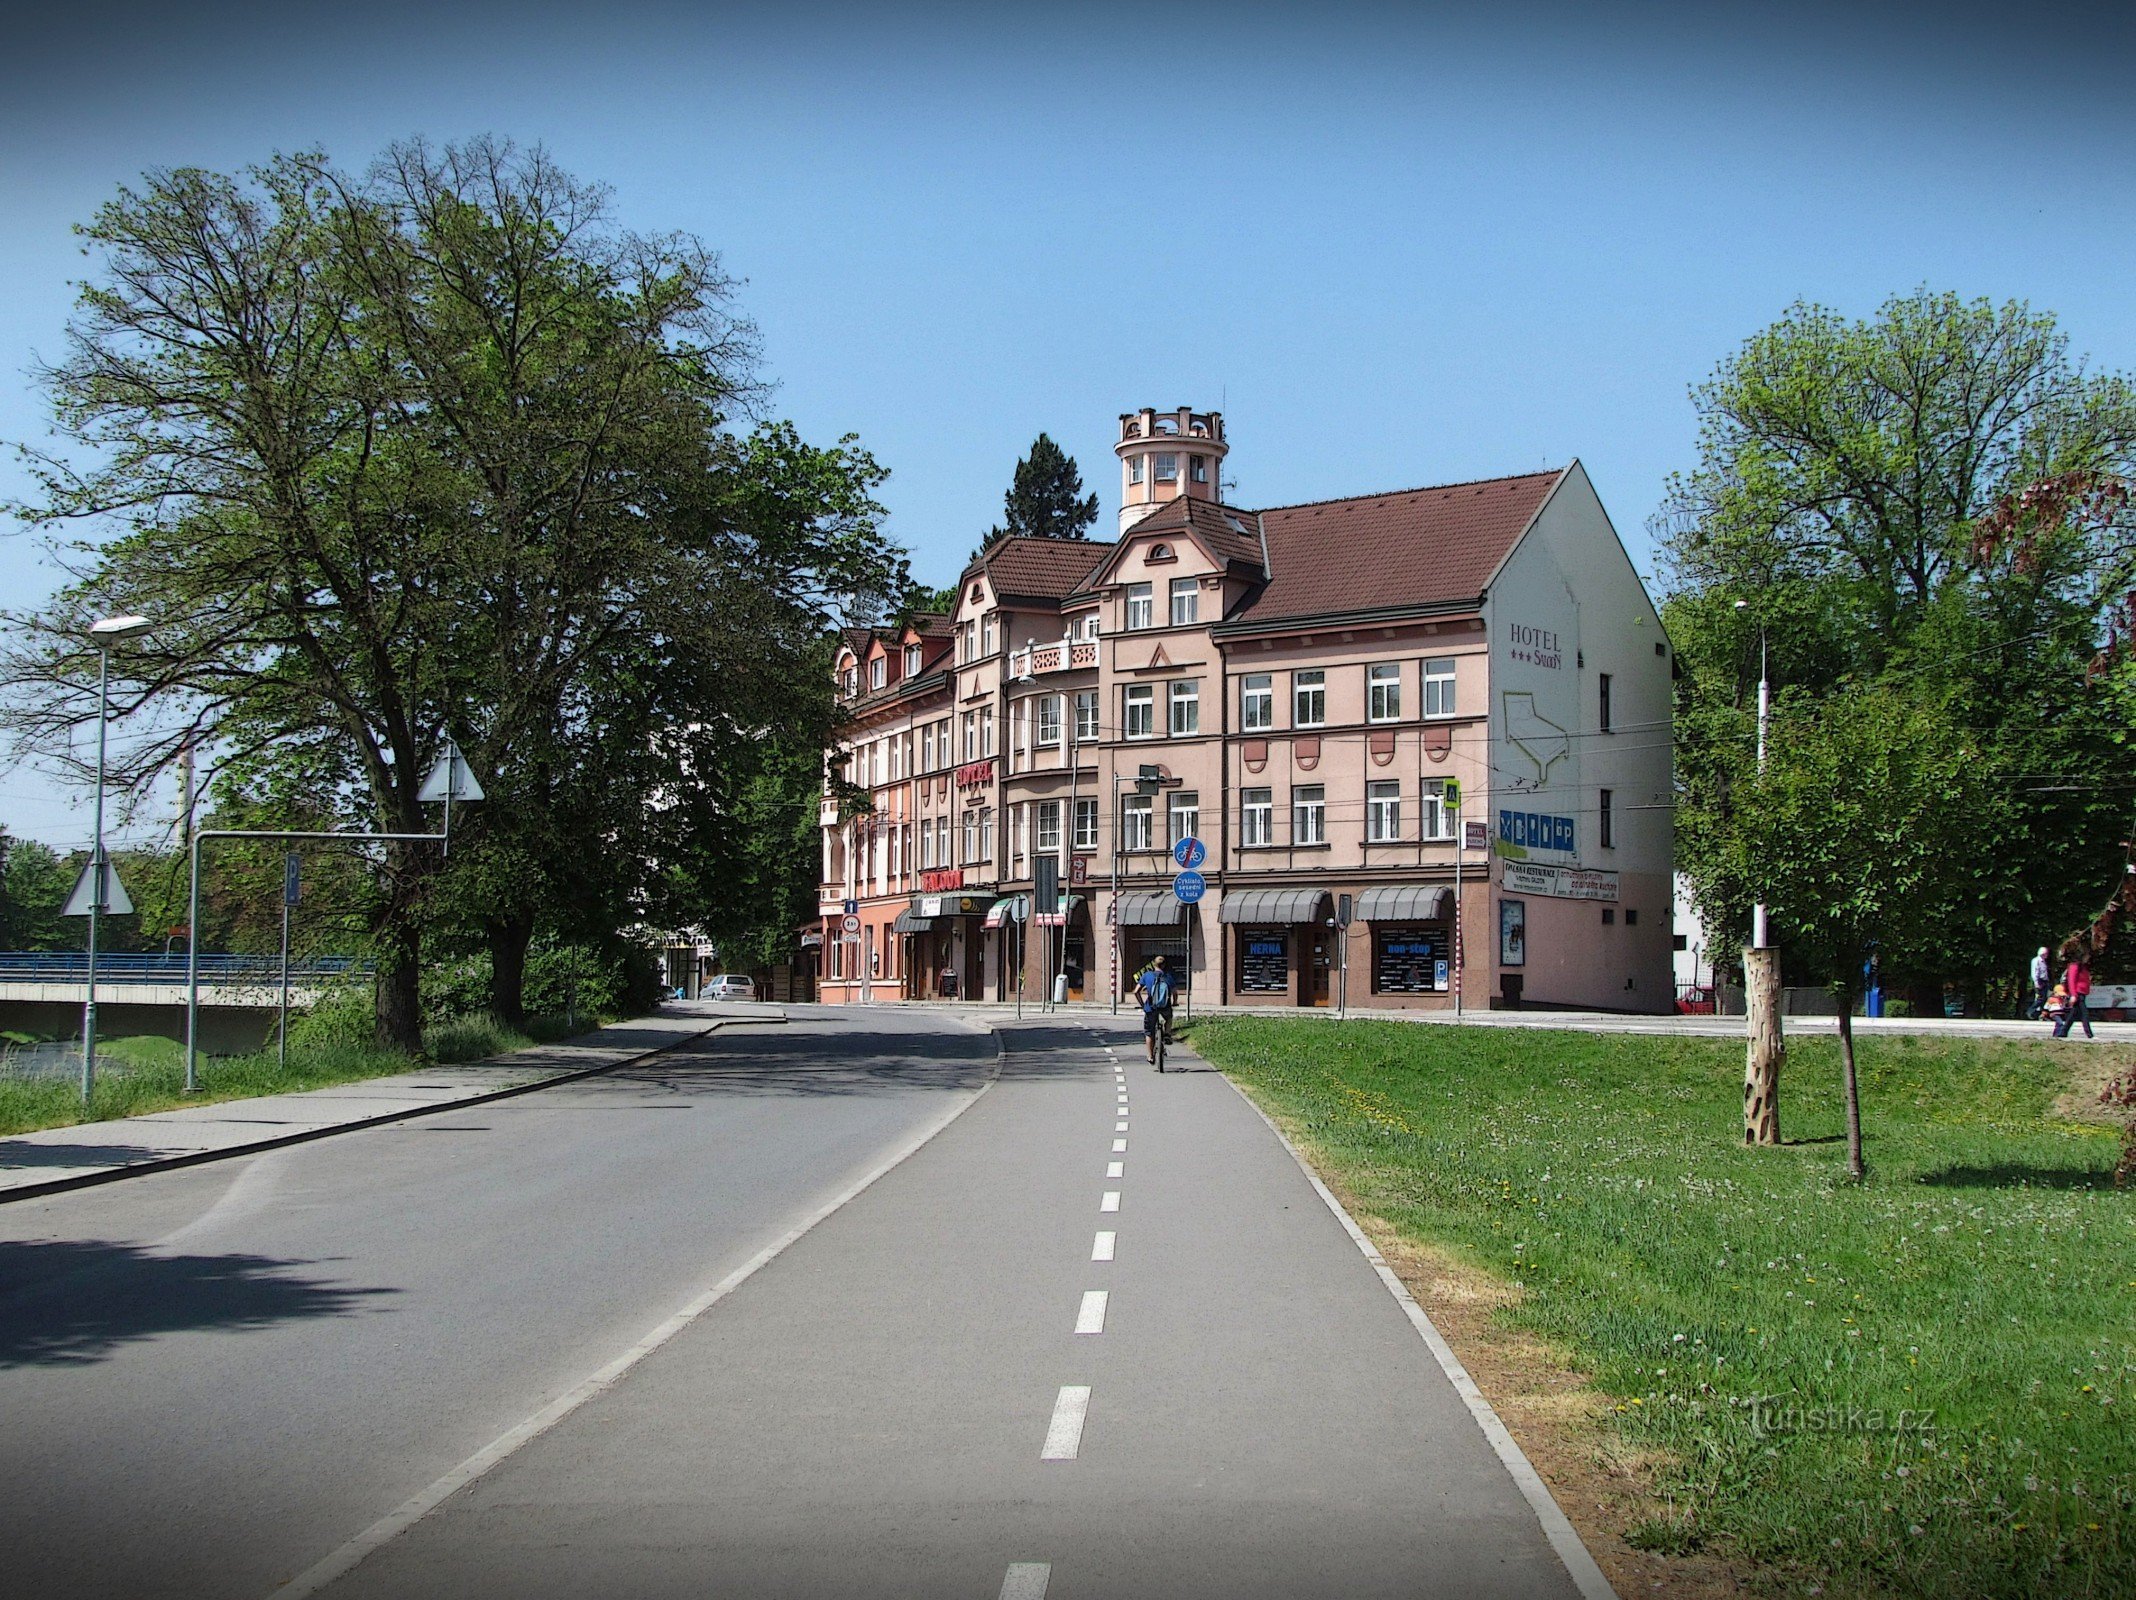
1201 1042 1620 1600
0 1013 790 1207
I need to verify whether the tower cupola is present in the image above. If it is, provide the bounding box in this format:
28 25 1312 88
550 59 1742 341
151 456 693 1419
1115 406 1226 532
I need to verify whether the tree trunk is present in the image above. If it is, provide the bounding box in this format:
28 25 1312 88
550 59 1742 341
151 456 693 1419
372 837 427 1055
487 913 533 1031
1837 991 1866 1180
1743 945 1784 1144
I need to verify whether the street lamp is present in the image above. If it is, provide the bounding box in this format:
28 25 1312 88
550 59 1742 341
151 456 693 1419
1734 599 1770 949
80 613 153 1109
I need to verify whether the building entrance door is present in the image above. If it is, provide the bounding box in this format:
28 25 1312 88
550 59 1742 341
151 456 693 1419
1307 927 1334 1007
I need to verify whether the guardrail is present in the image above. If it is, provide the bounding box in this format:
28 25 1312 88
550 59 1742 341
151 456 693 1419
0 952 368 985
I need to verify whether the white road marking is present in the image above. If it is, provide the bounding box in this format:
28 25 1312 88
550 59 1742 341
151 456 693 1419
1092 1230 1115 1261
1100 1190 1120 1212
1041 1385 1091 1460
1106 1160 1124 1178
1112 1138 1127 1152
1115 1120 1128 1131
1000 1562 1052 1600
1075 1290 1109 1334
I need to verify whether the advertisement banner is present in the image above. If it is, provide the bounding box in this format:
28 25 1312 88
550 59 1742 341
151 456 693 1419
1502 862 1620 902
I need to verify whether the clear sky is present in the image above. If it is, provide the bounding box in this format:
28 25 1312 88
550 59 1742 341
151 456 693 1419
3 0 2132 847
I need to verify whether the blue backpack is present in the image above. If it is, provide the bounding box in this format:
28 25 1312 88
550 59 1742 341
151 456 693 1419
1142 969 1174 1009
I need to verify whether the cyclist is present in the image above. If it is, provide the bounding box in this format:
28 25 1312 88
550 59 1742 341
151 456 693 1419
1134 955 1177 1065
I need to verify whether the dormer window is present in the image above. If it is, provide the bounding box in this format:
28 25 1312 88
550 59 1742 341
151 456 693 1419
869 657 885 689
1146 542 1175 562
906 645 922 675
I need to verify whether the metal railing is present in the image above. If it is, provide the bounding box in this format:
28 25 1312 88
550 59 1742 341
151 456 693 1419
0 952 367 985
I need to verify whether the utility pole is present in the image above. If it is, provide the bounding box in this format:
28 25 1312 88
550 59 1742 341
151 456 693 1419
1736 600 1783 1145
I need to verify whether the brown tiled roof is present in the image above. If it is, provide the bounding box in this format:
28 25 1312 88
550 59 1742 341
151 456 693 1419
1229 469 1565 628
906 613 953 638
963 535 1113 601
1068 497 1266 595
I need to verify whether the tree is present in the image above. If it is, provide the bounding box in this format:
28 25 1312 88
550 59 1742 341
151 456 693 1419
977 432 1098 552
0 831 75 951
1661 291 2136 1032
1725 689 1993 1177
1 140 908 1048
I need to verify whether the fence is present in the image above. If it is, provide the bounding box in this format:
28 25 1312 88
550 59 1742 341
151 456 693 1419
0 952 367 986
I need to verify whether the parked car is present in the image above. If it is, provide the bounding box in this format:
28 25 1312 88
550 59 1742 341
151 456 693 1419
705 974 756 1001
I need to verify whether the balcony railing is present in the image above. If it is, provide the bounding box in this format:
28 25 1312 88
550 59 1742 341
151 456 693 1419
1013 635 1099 678
0 952 368 984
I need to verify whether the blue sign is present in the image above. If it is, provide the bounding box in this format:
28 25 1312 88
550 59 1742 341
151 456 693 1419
1172 835 1206 870
1497 808 1575 854
842 897 858 916
1172 870 1206 905
283 853 302 907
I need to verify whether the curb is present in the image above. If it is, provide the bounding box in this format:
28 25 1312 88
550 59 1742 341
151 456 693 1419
0 1014 788 1207
1206 1046 1620 1600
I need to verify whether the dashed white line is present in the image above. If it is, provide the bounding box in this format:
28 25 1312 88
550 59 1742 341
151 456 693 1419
1100 1190 1120 1212
1106 1160 1124 1178
1000 1562 1052 1600
1075 1290 1109 1334
1092 1230 1115 1261
1041 1385 1091 1460
1112 1138 1127 1153
1115 1120 1128 1131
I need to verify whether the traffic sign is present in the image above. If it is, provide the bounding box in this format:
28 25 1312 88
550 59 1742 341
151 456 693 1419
842 914 861 933
283 853 302 907
842 897 859 917
1172 835 1206 870
60 857 132 917
1172 869 1205 905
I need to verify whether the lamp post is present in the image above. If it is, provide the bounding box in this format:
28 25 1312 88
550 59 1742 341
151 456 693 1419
80 614 152 1109
1734 600 1770 948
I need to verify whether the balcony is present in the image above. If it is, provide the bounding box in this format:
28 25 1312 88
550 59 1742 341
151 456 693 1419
1013 636 1099 677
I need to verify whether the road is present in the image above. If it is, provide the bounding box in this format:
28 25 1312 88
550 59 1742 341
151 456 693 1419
0 1007 1594 1600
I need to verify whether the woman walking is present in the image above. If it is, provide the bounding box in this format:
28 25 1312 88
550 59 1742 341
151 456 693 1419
2054 945 2095 1039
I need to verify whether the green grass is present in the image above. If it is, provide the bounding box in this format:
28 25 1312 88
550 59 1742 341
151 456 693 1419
0 1011 611 1136
1187 1017 2134 1599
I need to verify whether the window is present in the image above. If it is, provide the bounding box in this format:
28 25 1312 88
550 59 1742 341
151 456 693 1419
869 657 885 689
1169 679 1199 735
936 815 950 866
1424 657 1456 719
918 820 934 870
1601 907 1616 925
1082 614 1102 641
1625 908 1639 926
1123 794 1154 852
1293 785 1326 845
981 707 996 757
1037 695 1062 746
1074 690 1099 742
1600 788 1614 848
1367 780 1401 842
906 645 922 675
1242 787 1273 847
962 809 979 864
1074 797 1098 851
921 723 935 770
1124 684 1155 738
1155 452 1178 481
1294 669 1326 728
1125 582 1154 630
1169 791 1199 848
1038 801 1062 852
1190 454 1208 483
961 712 978 761
840 667 857 696
958 622 975 665
1599 673 1613 733
1368 662 1401 722
1169 577 1198 626
1422 779 1455 840
1130 455 1145 484
983 614 998 656
979 807 995 863
1242 673 1273 731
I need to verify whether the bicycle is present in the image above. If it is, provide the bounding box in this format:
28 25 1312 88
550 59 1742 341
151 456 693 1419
1149 1007 1174 1072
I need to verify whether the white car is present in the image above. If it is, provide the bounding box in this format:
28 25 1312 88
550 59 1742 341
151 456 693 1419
705 974 756 1001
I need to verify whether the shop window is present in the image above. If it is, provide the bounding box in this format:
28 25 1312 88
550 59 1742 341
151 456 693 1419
1373 925 1448 993
1237 928 1288 994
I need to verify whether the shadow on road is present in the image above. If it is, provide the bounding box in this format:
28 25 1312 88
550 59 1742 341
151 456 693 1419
586 1020 1009 1101
0 1239 395 1367
0 1141 186 1171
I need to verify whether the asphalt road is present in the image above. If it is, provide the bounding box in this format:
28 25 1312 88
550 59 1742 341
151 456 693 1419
0 1007 1591 1600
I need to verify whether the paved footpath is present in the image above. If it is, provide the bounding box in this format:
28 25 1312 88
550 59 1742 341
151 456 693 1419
319 1018 1603 1600
0 1007 775 1200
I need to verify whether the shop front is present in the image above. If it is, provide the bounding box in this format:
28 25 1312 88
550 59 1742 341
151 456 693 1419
1113 890 1201 1003
902 892 989 999
1217 887 1333 1007
1356 885 1456 1007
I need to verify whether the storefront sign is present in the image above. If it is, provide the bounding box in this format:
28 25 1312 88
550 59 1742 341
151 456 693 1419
1502 862 1619 902
918 894 986 919
954 759 995 787
1373 925 1448 994
920 868 964 892
1496 808 1575 857
1238 930 1288 994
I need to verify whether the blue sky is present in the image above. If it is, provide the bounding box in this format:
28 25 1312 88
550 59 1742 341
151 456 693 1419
3 1 2132 846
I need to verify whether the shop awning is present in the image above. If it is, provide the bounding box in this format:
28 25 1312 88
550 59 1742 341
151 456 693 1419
891 907 934 934
1115 890 1190 927
1354 884 1454 922
983 895 1029 929
1032 893 1085 928
1218 887 1332 925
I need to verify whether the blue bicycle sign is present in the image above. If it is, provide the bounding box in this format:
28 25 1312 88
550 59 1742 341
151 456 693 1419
1172 836 1206 870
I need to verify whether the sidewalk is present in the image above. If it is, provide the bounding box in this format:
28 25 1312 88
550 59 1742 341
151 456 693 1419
0 1004 784 1203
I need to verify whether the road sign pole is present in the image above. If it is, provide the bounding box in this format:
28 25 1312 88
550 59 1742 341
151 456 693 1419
278 891 291 1072
81 648 110 1109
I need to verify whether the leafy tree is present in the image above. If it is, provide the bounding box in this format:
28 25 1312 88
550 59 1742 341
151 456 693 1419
1661 290 2136 1014
0 831 75 951
977 432 1098 553
1724 689 1991 1176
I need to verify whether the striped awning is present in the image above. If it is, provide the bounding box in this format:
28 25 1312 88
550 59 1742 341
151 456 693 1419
983 895 1029 929
891 907 934 934
1354 884 1454 922
1114 890 1188 927
1032 894 1085 928
1218 887 1332 926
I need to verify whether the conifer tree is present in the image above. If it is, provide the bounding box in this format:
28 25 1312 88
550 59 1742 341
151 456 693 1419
981 433 1098 550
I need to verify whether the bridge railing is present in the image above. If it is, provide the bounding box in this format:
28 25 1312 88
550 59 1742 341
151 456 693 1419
0 952 370 985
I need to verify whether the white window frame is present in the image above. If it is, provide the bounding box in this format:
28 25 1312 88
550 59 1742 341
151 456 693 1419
1294 669 1326 729
1241 673 1272 732
981 707 996 757
983 613 998 656
979 806 995 863
1038 800 1062 853
1074 797 1099 851
1169 577 1198 626
1130 455 1145 484
1037 695 1062 747
1190 454 1208 484
1242 787 1272 847
1123 794 1154 852
1367 780 1401 843
1423 779 1455 841
962 810 979 864
1424 657 1457 719
1169 679 1199 736
962 711 978 761
1124 684 1155 739
1169 791 1199 849
1074 690 1099 743
1125 582 1154 630
1155 452 1178 482
869 657 885 689
906 644 922 675
1367 662 1401 723
1293 785 1326 845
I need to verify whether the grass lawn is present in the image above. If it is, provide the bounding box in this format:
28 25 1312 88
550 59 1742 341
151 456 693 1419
1188 1017 2134 1599
0 1013 602 1137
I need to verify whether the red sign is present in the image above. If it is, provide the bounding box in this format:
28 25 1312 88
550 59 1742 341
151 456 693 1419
921 868 965 892
954 759 995 787
1070 856 1090 884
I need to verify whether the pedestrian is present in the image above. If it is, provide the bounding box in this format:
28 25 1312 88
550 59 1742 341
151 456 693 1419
2028 946 2052 1019
2054 945 2095 1039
